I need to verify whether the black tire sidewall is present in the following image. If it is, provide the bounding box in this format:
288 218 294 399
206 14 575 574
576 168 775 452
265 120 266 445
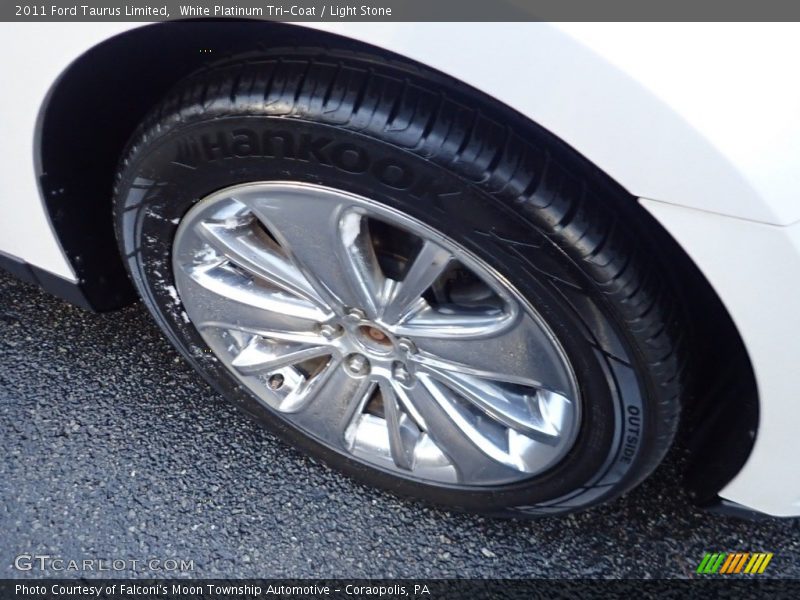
117 115 649 515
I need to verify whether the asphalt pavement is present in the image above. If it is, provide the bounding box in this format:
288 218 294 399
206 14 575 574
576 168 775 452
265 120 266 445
1 270 798 579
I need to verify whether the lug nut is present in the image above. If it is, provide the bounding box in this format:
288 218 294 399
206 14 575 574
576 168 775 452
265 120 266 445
392 362 413 386
345 308 367 322
318 324 341 340
397 338 416 354
392 364 413 386
346 354 370 376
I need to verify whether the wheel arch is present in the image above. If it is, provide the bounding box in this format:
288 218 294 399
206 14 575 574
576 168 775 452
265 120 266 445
35 19 758 507
35 20 354 311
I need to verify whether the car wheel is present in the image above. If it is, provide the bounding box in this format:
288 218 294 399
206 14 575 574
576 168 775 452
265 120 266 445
114 48 684 516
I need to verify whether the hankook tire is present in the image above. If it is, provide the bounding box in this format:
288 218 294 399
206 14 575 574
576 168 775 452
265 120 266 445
113 47 685 516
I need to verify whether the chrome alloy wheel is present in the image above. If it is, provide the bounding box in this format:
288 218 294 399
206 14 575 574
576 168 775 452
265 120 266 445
172 182 580 486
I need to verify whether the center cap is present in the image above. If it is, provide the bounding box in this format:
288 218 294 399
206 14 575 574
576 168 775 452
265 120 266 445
354 324 394 355
366 326 389 343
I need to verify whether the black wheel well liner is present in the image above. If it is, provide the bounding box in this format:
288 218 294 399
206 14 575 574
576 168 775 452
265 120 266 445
35 19 758 509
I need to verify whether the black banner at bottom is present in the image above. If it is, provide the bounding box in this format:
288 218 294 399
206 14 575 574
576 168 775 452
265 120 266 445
2 579 800 600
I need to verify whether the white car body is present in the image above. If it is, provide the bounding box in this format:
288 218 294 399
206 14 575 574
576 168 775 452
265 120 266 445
1 22 798 516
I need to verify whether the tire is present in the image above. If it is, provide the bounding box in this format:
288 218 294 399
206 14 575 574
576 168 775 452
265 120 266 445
113 47 685 516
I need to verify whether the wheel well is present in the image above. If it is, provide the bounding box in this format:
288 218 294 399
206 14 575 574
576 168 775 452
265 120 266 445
36 19 757 503
36 20 392 310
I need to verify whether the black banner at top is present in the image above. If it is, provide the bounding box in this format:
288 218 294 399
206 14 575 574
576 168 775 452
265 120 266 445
5 0 800 22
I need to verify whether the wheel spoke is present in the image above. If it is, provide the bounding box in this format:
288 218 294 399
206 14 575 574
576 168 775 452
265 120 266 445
392 304 518 339
284 360 373 450
380 240 452 325
231 336 332 375
380 381 421 471
417 368 571 445
246 188 386 317
408 312 574 397
196 219 327 309
394 377 524 484
174 261 328 343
